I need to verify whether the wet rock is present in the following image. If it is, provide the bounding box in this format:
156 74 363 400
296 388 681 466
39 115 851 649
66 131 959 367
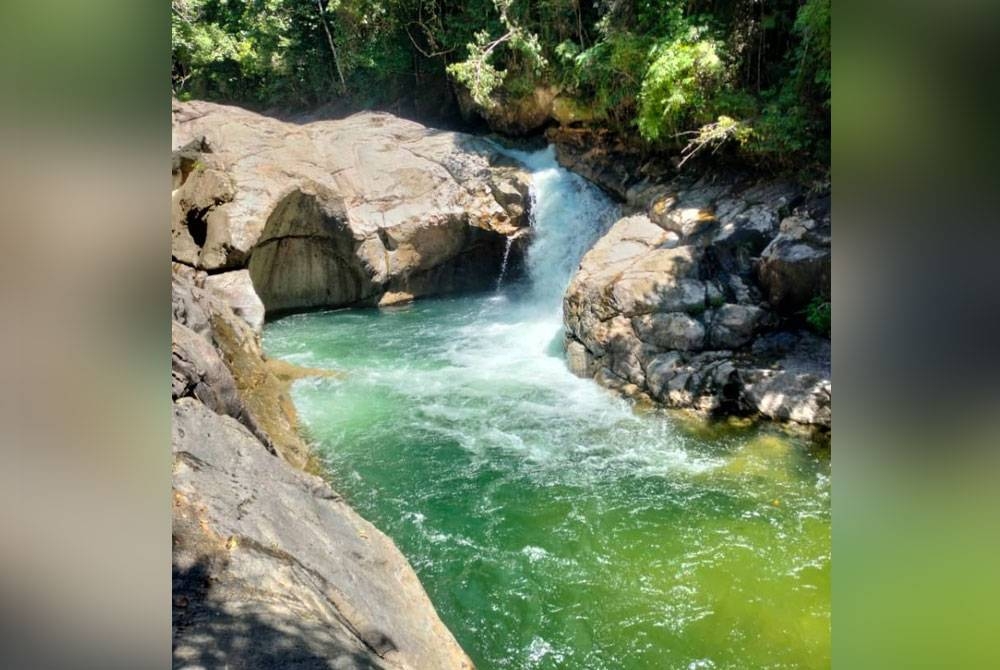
743 368 832 426
546 127 643 199
644 351 684 399
565 338 594 378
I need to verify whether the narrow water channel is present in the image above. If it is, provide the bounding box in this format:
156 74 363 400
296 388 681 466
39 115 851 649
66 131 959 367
264 147 830 669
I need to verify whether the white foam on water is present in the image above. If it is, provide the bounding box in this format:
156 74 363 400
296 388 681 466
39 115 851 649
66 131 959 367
525 636 565 666
521 545 550 562
268 145 725 482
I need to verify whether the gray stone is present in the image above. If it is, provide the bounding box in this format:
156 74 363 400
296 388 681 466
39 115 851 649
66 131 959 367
632 313 706 351
171 321 242 419
561 170 831 429
610 275 706 316
173 398 473 670
172 100 531 312
757 216 831 314
645 352 684 399
708 304 766 349
204 270 266 333
743 370 832 426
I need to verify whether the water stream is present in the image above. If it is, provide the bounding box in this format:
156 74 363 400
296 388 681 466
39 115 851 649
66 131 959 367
264 147 830 669
496 235 514 292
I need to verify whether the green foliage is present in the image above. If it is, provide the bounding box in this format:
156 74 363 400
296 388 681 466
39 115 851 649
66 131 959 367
804 297 831 336
637 28 725 142
447 30 508 107
171 0 830 169
793 0 831 102
678 115 752 167
446 0 546 108
647 0 830 167
565 33 652 126
743 93 813 163
172 0 435 107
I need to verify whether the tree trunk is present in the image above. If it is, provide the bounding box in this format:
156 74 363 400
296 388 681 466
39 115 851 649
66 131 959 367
316 0 347 94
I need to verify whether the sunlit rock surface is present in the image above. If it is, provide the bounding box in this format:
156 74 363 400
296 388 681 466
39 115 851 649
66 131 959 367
172 271 474 669
171 100 530 313
563 172 831 431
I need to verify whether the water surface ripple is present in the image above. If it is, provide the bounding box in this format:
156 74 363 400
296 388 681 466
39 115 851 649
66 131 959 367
264 147 830 669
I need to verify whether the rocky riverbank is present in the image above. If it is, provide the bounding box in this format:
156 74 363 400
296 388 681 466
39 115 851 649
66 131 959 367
170 98 829 668
171 270 474 669
170 101 543 668
548 128 831 435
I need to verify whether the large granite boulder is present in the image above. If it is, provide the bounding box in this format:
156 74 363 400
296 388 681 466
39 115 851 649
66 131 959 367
171 320 243 420
173 398 473 670
563 172 832 431
546 127 643 200
172 100 530 314
172 272 301 466
172 270 474 668
203 270 266 333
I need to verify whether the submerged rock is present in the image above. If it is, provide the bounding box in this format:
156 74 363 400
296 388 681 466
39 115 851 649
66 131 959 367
172 100 531 314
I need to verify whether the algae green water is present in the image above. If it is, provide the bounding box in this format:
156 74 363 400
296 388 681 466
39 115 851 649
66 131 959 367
263 147 830 669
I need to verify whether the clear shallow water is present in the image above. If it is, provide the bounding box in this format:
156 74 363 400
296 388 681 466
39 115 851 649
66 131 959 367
263 147 830 669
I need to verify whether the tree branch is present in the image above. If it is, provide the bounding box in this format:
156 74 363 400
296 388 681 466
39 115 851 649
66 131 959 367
405 23 454 59
316 0 347 94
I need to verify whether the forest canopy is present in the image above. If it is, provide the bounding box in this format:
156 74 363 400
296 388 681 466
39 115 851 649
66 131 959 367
172 0 829 167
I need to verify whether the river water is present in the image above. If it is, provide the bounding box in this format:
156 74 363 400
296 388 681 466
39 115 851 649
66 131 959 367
264 147 830 669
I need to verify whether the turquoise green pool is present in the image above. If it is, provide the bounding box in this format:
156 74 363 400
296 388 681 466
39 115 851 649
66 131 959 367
263 147 830 669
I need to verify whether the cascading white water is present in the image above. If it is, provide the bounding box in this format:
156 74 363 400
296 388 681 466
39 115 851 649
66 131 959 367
491 145 620 305
264 143 831 670
495 236 514 292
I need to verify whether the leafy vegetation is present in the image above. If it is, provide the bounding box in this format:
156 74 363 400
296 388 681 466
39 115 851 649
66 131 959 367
805 296 831 336
172 0 830 168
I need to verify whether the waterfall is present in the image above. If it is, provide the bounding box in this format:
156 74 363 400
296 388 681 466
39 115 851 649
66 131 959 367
495 236 514 292
489 145 620 307
264 143 831 670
